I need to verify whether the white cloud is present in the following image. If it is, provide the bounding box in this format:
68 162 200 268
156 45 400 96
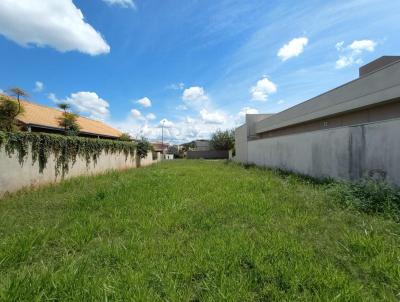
146 113 156 120
277 100 285 104
335 41 345 51
182 86 209 107
136 97 152 108
176 104 188 111
185 117 195 124
111 113 235 144
250 77 277 101
278 37 308 61
59 91 110 121
34 81 44 92
131 110 156 122
238 107 259 117
131 109 144 119
167 82 185 90
111 85 234 143
236 107 259 124
102 0 135 8
199 109 226 124
335 39 377 69
336 56 354 69
159 119 174 128
0 0 110 55
349 40 376 52
48 93 58 103
0 89 4 94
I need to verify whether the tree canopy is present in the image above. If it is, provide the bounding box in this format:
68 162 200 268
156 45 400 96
0 95 25 132
210 129 235 151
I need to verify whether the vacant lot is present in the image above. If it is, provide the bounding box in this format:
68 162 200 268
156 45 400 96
0 160 399 301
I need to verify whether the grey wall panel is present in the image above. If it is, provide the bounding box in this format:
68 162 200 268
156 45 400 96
245 119 400 186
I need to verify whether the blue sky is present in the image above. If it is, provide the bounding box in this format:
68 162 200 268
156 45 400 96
0 0 399 143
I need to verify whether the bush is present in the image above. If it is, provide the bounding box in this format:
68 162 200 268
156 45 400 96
136 137 152 159
333 178 400 221
0 96 24 132
119 133 132 141
210 129 235 151
57 112 80 136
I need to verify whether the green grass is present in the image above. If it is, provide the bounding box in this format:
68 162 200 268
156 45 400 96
0 160 399 301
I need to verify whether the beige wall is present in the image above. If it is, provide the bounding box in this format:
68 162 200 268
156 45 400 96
0 146 160 196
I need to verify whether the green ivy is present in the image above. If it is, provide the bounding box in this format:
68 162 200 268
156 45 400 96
0 131 137 177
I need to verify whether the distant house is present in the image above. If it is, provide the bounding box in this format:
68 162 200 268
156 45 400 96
151 142 169 153
180 139 211 151
164 154 174 160
9 99 122 139
193 139 211 151
181 139 229 160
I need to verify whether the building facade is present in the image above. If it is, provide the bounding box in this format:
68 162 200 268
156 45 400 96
235 56 400 186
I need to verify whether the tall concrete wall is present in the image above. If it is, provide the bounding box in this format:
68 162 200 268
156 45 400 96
0 147 160 196
234 124 248 163
244 119 400 185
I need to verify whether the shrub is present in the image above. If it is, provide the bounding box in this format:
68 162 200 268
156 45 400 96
119 133 132 141
210 129 235 151
57 112 80 136
0 95 25 132
333 178 400 221
136 137 152 159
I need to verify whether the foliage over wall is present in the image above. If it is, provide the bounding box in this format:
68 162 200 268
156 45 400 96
136 137 153 159
0 131 137 177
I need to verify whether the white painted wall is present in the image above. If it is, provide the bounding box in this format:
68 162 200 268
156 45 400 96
0 146 159 195
164 154 174 160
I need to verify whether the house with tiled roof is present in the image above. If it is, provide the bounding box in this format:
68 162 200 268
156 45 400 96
151 141 169 153
1 96 122 139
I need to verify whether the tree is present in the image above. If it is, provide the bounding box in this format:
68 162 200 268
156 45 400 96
119 133 132 141
57 103 70 113
56 102 80 136
135 137 152 167
180 141 195 152
0 95 25 132
136 137 152 158
57 112 80 136
210 129 235 151
167 145 183 158
57 103 71 132
9 87 28 118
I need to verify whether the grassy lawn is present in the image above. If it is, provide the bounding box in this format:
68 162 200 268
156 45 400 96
0 160 399 301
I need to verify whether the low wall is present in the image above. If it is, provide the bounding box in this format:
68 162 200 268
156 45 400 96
242 119 400 185
0 146 160 196
187 150 229 159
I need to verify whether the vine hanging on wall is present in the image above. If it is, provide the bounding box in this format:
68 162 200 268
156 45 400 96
0 131 137 177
